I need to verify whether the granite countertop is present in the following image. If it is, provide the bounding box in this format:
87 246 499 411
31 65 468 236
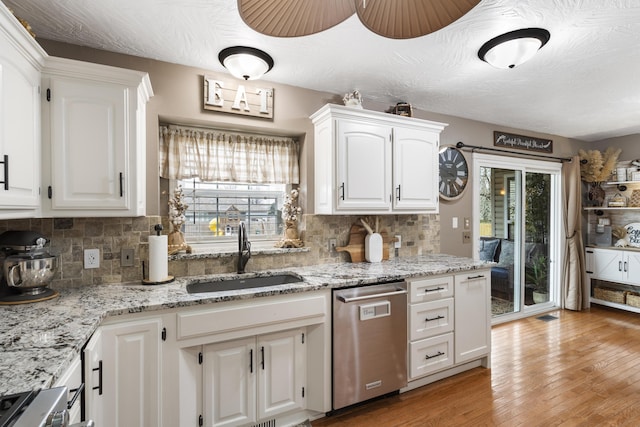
0 254 489 396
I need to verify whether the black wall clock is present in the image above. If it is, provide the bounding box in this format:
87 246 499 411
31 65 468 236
439 146 469 200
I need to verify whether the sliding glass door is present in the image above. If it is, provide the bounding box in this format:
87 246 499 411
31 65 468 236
473 154 562 322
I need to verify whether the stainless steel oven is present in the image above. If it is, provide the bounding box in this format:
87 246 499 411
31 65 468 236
0 386 94 427
332 281 407 410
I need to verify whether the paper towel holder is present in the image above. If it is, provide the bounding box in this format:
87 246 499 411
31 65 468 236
142 224 175 286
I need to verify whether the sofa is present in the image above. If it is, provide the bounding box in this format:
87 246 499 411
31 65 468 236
479 237 545 301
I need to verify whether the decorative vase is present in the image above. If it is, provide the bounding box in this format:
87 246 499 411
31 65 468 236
284 220 299 240
587 182 605 207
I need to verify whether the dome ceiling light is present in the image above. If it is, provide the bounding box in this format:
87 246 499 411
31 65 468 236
218 46 274 80
237 0 481 39
478 28 551 69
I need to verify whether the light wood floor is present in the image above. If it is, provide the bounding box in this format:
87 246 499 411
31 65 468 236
313 305 640 426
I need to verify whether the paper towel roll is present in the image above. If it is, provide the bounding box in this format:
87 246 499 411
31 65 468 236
149 235 168 282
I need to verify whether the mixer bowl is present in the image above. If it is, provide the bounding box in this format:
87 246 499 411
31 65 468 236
4 255 58 295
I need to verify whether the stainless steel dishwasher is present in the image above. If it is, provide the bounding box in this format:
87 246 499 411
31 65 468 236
332 281 407 410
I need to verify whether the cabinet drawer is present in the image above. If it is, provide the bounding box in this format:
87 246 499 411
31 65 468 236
408 275 454 303
177 294 326 340
409 298 454 341
409 332 454 380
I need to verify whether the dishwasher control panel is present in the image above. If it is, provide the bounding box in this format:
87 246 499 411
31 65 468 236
360 301 391 320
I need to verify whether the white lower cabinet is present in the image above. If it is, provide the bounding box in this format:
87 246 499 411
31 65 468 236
454 271 491 364
202 328 307 427
162 291 331 427
405 269 491 389
84 316 163 427
53 355 82 424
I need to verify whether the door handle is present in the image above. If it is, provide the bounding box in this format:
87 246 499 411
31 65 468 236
396 185 401 201
0 155 8 190
339 182 345 200
92 360 103 395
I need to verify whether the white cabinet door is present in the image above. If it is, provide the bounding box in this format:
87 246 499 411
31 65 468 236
392 127 439 211
54 355 82 424
336 119 391 211
592 248 623 282
42 57 152 217
98 318 163 427
258 329 306 420
454 270 491 365
203 328 306 427
0 7 44 215
625 251 640 284
204 337 257 427
47 77 128 210
83 328 104 426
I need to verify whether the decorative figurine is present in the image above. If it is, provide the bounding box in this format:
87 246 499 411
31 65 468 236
343 90 363 108
167 185 193 254
275 188 304 248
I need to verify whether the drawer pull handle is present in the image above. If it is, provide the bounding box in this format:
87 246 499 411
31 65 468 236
425 351 445 360
424 287 445 293
467 274 485 280
425 315 445 322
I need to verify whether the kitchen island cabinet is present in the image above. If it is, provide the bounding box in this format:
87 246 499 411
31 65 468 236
41 56 153 217
0 3 46 218
311 104 446 214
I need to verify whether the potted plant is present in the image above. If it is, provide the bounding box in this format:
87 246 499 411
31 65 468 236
526 254 549 303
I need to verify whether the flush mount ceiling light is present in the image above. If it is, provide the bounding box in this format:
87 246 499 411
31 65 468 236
218 46 274 80
237 0 481 39
478 28 550 69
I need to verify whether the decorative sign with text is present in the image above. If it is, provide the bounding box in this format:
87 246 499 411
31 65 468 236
203 75 274 119
493 131 553 153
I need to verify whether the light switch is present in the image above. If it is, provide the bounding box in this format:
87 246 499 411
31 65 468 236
452 217 458 229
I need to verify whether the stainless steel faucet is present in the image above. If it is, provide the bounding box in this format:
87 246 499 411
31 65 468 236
237 221 251 273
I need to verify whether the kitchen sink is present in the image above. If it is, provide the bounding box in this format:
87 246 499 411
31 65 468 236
186 273 304 293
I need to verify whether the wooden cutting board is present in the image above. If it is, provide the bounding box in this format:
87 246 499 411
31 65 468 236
335 223 392 263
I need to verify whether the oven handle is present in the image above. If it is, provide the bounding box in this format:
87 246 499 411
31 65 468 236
337 288 406 303
68 382 85 410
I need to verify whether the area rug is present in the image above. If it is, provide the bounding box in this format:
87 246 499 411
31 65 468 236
491 297 514 316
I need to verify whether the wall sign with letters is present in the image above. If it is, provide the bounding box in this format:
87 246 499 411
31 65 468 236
203 75 274 119
493 131 553 153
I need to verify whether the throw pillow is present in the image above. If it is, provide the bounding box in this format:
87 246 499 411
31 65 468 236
479 238 500 262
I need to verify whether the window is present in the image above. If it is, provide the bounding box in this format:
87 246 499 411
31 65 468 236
176 179 287 243
159 124 300 246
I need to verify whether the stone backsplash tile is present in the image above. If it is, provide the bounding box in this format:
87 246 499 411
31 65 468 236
0 213 439 289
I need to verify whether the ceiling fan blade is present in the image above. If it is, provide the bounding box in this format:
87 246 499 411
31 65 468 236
238 0 356 37
355 0 481 39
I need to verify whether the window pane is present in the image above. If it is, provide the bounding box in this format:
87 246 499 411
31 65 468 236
177 179 286 243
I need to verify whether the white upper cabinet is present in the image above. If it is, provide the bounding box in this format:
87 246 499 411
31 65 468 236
311 104 447 214
0 4 46 217
41 57 153 217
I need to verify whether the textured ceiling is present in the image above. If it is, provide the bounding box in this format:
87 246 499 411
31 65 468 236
5 0 640 142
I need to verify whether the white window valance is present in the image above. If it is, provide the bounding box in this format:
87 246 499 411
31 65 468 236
159 125 299 184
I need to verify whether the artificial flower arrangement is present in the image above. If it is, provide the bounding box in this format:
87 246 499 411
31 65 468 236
167 185 193 254
275 188 304 248
578 147 621 207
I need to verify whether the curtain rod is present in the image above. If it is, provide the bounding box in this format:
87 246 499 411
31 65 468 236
455 141 577 163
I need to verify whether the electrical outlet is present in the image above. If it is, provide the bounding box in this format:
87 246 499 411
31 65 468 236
462 231 471 244
394 235 402 248
121 248 135 267
84 248 100 269
328 238 337 251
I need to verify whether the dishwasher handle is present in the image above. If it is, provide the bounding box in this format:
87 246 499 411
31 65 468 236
337 288 406 303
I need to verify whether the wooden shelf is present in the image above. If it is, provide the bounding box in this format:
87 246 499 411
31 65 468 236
590 297 640 314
